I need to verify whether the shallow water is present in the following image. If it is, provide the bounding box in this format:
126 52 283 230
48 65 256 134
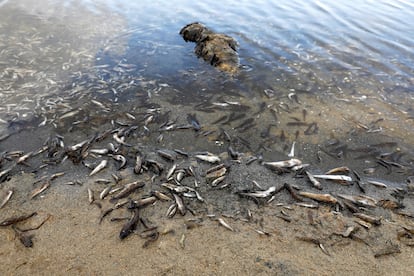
1 0 413 179
1 0 414 273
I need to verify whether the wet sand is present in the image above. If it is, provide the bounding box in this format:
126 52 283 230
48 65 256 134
1 174 414 275
1 110 414 275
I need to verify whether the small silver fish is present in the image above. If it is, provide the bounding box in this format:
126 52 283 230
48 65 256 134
173 194 186 216
100 186 112 200
211 176 226 186
89 160 108 176
337 194 377 207
30 181 51 199
166 204 177 218
298 191 338 204
206 167 227 179
325 166 350 174
134 154 143 174
112 155 127 170
295 202 319 209
89 148 109 155
239 186 277 198
195 153 221 163
312 174 353 182
166 164 177 180
152 190 173 201
0 190 13 209
88 188 94 204
263 158 302 169
218 218 234 231
16 151 33 164
353 213 381 226
367 180 387 189
288 142 296 158
305 171 322 190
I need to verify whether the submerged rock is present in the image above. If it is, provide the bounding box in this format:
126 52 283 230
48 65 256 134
180 22 239 74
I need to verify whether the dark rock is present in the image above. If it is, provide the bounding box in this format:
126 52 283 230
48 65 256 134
180 22 239 74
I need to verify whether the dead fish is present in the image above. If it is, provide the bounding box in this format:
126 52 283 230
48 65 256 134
88 188 94 204
195 152 221 163
355 219 372 229
166 164 177 180
166 204 177 218
305 171 322 190
119 208 140 240
211 176 226 186
367 180 387 189
252 180 264 190
95 179 112 184
218 217 234 231
353 213 381 226
144 114 154 126
341 226 358 238
295 202 319 209
262 158 302 169
175 169 186 182
16 151 33 165
114 199 130 209
157 149 176 161
99 207 115 224
174 149 189 157
134 154 143 174
152 190 173 201
377 199 402 209
99 186 112 200
113 133 131 146
312 174 353 183
89 160 108 176
205 163 226 174
206 167 227 180
337 194 377 207
161 183 190 193
67 140 88 151
89 148 109 155
0 168 12 183
130 196 157 208
239 186 277 198
173 194 186 216
325 166 350 174
0 190 13 209
179 233 186 249
30 181 51 199
288 142 296 158
245 156 258 165
297 191 338 204
49 172 65 181
111 181 145 201
59 109 79 120
112 155 127 170
195 191 205 202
